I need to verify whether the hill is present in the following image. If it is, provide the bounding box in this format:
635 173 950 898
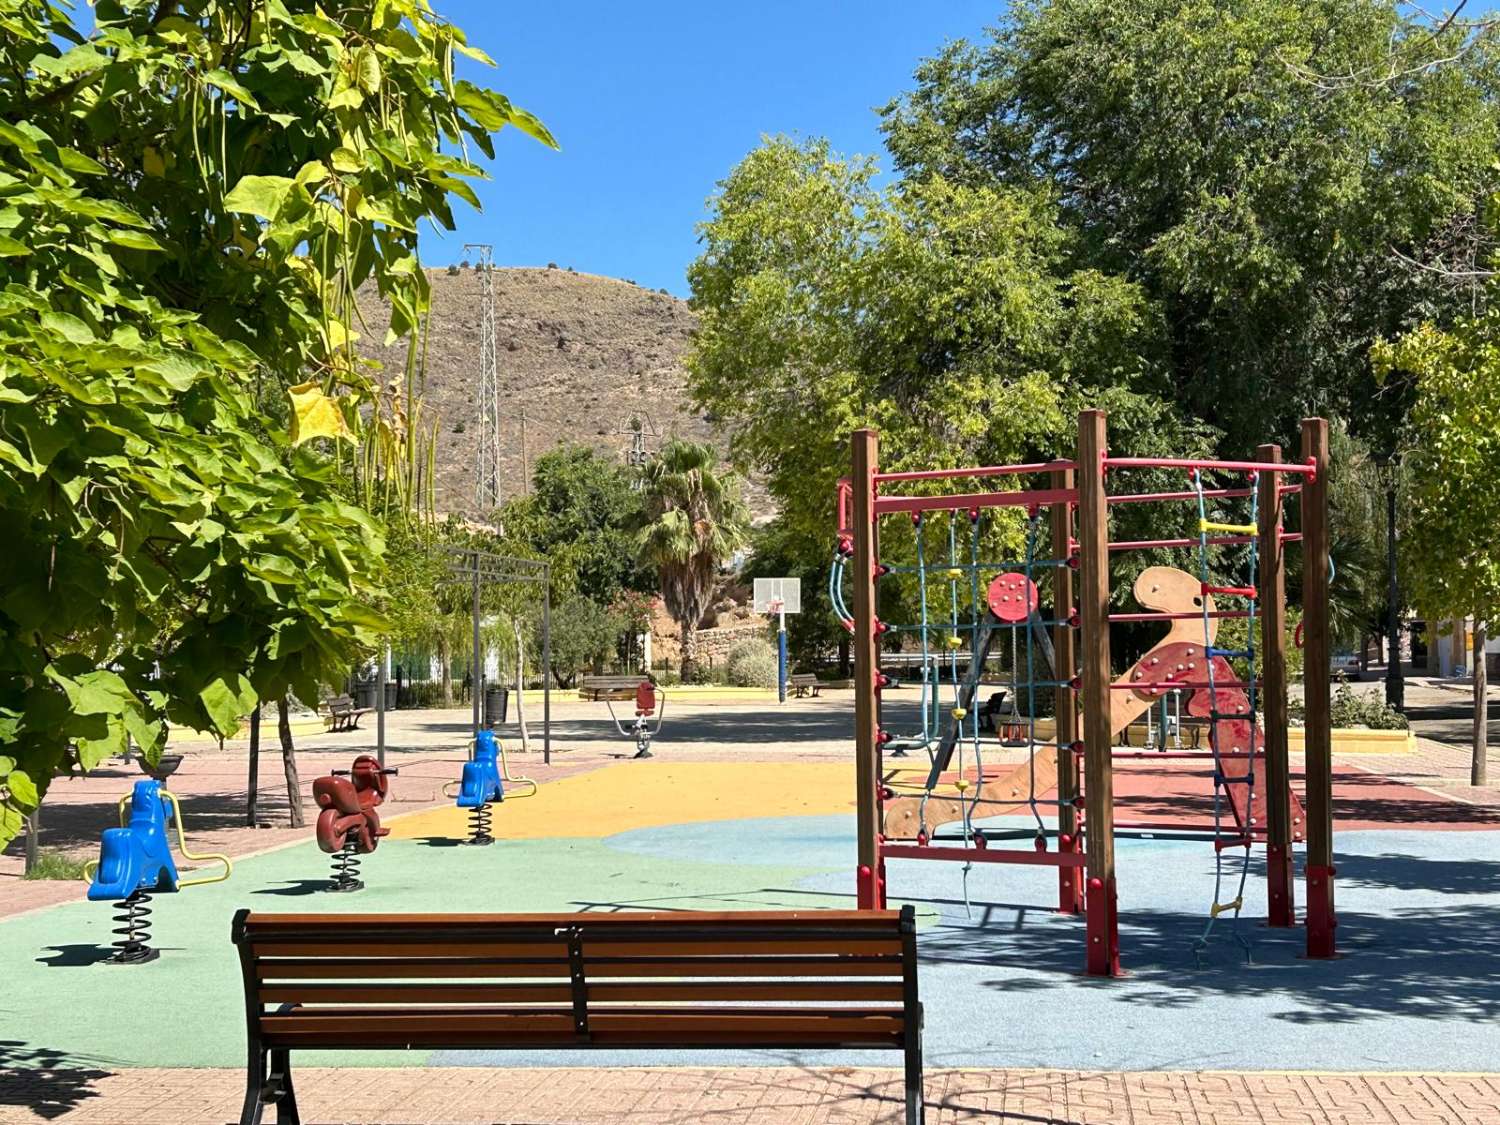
359 265 719 513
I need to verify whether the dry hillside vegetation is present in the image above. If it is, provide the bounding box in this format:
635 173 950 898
358 265 719 513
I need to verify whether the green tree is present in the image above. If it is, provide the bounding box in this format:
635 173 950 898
546 595 620 688
879 0 1500 453
638 440 750 677
0 0 553 846
688 136 1175 556
1375 317 1500 783
497 445 649 605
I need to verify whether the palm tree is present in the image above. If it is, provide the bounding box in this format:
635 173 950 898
638 440 750 678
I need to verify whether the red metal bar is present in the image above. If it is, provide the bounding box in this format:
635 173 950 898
874 460 1076 484
1086 750 1237 761
1109 610 1253 622
1108 487 1256 505
873 487 1075 517
1104 456 1317 476
836 478 851 537
1105 819 1256 839
1107 484 1301 505
880 843 1088 868
1203 584 1257 598
1110 535 1255 550
1109 680 1258 691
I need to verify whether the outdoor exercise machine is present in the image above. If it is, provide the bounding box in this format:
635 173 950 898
84 779 233 963
607 680 666 759
313 755 397 892
833 409 1336 976
449 726 537 844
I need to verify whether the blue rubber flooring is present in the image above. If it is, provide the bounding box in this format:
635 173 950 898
434 815 1500 1072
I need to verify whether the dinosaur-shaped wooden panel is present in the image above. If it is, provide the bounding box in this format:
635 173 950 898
882 566 1304 843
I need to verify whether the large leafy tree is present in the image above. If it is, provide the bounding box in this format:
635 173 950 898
638 440 750 677
1375 318 1500 783
0 0 553 847
687 136 1184 558
497 445 651 606
880 0 1500 452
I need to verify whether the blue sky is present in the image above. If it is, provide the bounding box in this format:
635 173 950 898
435 1 999 295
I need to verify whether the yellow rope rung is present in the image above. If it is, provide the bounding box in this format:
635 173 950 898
943 567 965 580
1209 897 1243 918
945 634 964 649
1199 520 1256 535
951 708 967 720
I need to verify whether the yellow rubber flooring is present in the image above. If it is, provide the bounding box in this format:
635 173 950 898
389 760 857 841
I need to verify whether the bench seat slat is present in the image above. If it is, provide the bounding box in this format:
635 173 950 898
252 939 900 960
256 955 901 980
261 1007 906 1048
258 981 904 1005
242 909 899 930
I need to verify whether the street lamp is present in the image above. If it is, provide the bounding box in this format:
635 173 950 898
1376 455 1404 712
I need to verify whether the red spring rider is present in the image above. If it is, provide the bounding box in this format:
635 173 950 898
313 755 397 892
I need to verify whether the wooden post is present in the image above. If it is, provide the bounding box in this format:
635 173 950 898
1258 444 1294 927
851 429 884 910
1051 467 1082 915
1300 418 1336 958
1077 410 1119 975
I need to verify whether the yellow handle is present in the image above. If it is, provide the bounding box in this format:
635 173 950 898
1209 896 1243 918
466 735 539 799
161 790 233 887
1199 520 1256 536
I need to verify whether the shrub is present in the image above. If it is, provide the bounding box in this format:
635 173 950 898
1288 677 1408 730
24 851 89 880
726 638 778 688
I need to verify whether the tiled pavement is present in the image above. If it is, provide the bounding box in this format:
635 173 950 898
3 1066 1498 1124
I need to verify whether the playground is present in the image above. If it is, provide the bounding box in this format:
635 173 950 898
2 681 1499 1122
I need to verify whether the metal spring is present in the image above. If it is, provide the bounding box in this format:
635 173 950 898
110 889 158 964
467 801 495 846
328 838 364 892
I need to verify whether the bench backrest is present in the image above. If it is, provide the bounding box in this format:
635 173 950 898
582 676 645 688
233 907 917 1049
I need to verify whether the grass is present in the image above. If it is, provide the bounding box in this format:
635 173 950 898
22 850 90 881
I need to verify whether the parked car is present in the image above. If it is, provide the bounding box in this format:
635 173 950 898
1331 651 1361 675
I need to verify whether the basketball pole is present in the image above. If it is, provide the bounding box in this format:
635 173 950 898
777 601 788 703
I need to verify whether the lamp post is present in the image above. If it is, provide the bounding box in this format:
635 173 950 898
1378 456 1404 712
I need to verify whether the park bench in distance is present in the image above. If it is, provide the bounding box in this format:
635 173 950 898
319 695 370 733
789 672 822 697
231 906 925 1125
578 674 646 702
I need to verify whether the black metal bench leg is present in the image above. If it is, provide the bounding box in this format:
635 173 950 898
905 1032 925 1125
239 1048 266 1125
268 1048 300 1124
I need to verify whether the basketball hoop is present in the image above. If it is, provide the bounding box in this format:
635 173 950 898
767 598 785 617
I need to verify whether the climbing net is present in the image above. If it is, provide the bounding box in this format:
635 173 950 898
832 503 1078 909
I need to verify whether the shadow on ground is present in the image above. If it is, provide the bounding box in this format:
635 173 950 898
0 1041 113 1120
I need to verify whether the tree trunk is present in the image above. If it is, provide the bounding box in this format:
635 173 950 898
1474 621 1489 788
277 694 306 829
838 637 850 678
680 618 697 679
438 635 453 706
514 618 531 754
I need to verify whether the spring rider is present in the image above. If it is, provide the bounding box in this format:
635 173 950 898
313 755 398 892
451 727 536 845
607 680 666 759
84 779 233 964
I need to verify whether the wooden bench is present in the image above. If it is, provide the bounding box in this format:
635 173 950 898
320 695 370 733
578 674 646 702
231 906 924 1125
788 672 822 698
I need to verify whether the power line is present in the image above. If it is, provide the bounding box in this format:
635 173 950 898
465 243 501 510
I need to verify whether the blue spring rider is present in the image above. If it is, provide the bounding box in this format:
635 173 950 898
456 729 505 845
453 727 536 844
85 778 231 964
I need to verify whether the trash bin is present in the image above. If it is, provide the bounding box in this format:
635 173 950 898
384 681 398 711
354 681 377 710
484 686 509 727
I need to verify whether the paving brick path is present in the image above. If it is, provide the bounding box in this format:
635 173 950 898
2 1065 1497 1124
